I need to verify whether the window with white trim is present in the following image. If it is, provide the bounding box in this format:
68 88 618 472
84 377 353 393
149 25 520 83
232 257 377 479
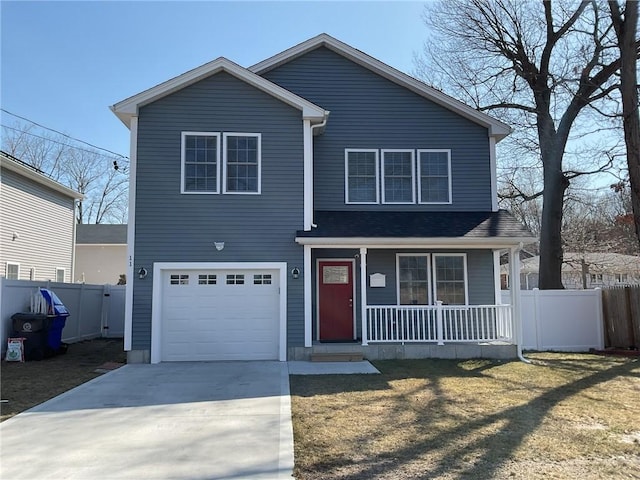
398 255 430 305
345 149 378 204
590 273 603 284
224 133 261 194
55 268 65 283
433 255 467 305
615 273 628 283
418 150 451 203
6 262 19 280
181 133 220 193
382 150 415 203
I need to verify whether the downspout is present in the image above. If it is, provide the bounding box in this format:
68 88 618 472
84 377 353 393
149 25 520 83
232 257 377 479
308 114 329 228
511 243 530 364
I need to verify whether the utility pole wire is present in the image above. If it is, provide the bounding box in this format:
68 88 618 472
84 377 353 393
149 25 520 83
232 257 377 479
1 108 129 160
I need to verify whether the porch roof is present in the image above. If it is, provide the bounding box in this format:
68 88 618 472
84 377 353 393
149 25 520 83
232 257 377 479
296 210 536 246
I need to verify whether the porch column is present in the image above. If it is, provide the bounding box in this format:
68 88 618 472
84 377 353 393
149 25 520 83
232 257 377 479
360 247 368 345
510 245 526 360
304 245 312 347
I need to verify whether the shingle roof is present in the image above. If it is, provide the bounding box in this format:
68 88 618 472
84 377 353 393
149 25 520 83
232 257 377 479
76 224 127 244
297 210 534 240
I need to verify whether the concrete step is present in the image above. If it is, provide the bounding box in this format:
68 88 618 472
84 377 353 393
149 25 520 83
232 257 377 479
310 352 364 362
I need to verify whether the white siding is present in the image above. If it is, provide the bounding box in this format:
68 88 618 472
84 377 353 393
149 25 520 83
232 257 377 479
1 168 76 282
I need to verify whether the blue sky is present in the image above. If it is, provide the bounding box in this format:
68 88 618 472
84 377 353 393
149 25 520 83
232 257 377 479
1 1 428 159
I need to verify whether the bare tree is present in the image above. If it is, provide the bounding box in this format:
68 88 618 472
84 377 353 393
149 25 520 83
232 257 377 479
608 0 640 245
2 122 128 224
416 0 638 288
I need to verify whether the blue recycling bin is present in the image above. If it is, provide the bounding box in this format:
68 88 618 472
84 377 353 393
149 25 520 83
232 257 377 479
39 288 70 352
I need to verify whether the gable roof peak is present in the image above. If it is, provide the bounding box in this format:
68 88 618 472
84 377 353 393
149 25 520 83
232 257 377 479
250 34 511 141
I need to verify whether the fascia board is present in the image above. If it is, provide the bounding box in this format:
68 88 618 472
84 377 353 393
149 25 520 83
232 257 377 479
1 156 84 200
111 57 326 129
294 236 538 248
250 34 511 141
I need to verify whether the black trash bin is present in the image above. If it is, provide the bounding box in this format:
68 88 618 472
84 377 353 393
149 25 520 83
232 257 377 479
11 313 50 360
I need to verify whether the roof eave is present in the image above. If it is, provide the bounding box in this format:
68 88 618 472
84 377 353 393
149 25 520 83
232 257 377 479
294 236 537 247
1 156 84 200
250 33 512 141
110 57 327 130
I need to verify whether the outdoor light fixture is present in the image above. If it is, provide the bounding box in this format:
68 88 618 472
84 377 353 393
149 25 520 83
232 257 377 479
12 232 19 241
214 242 225 251
138 267 148 279
291 267 300 279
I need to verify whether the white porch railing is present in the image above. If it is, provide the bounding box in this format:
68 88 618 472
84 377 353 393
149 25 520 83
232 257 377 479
366 303 513 344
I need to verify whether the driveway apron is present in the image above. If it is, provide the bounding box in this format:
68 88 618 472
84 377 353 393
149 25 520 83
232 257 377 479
0 362 294 479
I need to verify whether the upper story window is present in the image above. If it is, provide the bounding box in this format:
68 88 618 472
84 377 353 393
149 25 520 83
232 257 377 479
344 148 452 205
382 150 415 204
181 133 220 194
223 133 261 194
345 149 379 204
418 150 451 204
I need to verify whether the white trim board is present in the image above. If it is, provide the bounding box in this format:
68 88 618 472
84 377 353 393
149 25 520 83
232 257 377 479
295 237 537 248
150 262 288 363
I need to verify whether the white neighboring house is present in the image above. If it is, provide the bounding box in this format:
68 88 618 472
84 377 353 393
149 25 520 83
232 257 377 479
502 252 640 290
74 224 127 285
1 151 83 282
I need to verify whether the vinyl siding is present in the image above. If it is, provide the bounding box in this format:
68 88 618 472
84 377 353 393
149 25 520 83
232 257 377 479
1 168 75 282
261 47 493 211
133 71 305 350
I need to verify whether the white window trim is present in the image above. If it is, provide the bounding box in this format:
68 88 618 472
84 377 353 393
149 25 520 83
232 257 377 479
396 253 432 306
180 132 221 195
381 149 415 204
6 262 20 280
344 149 379 204
417 149 452 204
223 132 262 195
55 267 66 283
432 253 469 305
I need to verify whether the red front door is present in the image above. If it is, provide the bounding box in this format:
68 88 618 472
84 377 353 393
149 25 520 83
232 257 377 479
318 261 354 341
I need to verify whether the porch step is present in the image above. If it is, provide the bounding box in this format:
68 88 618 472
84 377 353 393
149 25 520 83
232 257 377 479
311 352 364 362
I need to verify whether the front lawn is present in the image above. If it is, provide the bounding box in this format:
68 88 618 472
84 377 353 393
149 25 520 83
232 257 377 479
290 353 640 480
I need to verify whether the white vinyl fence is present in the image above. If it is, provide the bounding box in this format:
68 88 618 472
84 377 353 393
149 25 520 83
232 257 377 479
502 288 604 351
0 278 125 354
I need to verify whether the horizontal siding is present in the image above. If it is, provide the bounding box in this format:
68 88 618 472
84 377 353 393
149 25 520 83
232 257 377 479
1 168 75 282
134 71 305 350
262 47 493 211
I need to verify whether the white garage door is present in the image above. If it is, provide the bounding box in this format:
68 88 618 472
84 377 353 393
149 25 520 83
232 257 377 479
160 269 280 361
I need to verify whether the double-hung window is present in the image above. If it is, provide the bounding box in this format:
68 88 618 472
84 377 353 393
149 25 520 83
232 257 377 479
397 255 430 305
223 133 261 194
6 262 19 280
433 254 467 305
345 149 378 204
55 268 65 283
418 150 451 204
181 133 220 193
396 254 468 306
382 150 415 204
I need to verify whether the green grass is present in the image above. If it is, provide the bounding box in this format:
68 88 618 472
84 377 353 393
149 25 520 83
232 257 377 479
290 353 640 480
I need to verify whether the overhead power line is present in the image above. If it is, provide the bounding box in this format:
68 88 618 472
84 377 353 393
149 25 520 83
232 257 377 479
1 108 129 160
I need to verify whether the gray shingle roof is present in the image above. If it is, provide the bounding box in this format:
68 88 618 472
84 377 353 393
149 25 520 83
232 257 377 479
76 224 127 244
297 210 533 239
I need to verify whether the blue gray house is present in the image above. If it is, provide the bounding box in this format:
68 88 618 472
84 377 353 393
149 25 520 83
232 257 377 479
111 34 534 363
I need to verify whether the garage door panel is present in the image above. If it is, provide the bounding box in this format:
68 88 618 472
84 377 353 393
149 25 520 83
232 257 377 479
160 268 280 361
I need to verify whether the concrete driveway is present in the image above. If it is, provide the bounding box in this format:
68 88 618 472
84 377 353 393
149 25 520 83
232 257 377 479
0 362 293 479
